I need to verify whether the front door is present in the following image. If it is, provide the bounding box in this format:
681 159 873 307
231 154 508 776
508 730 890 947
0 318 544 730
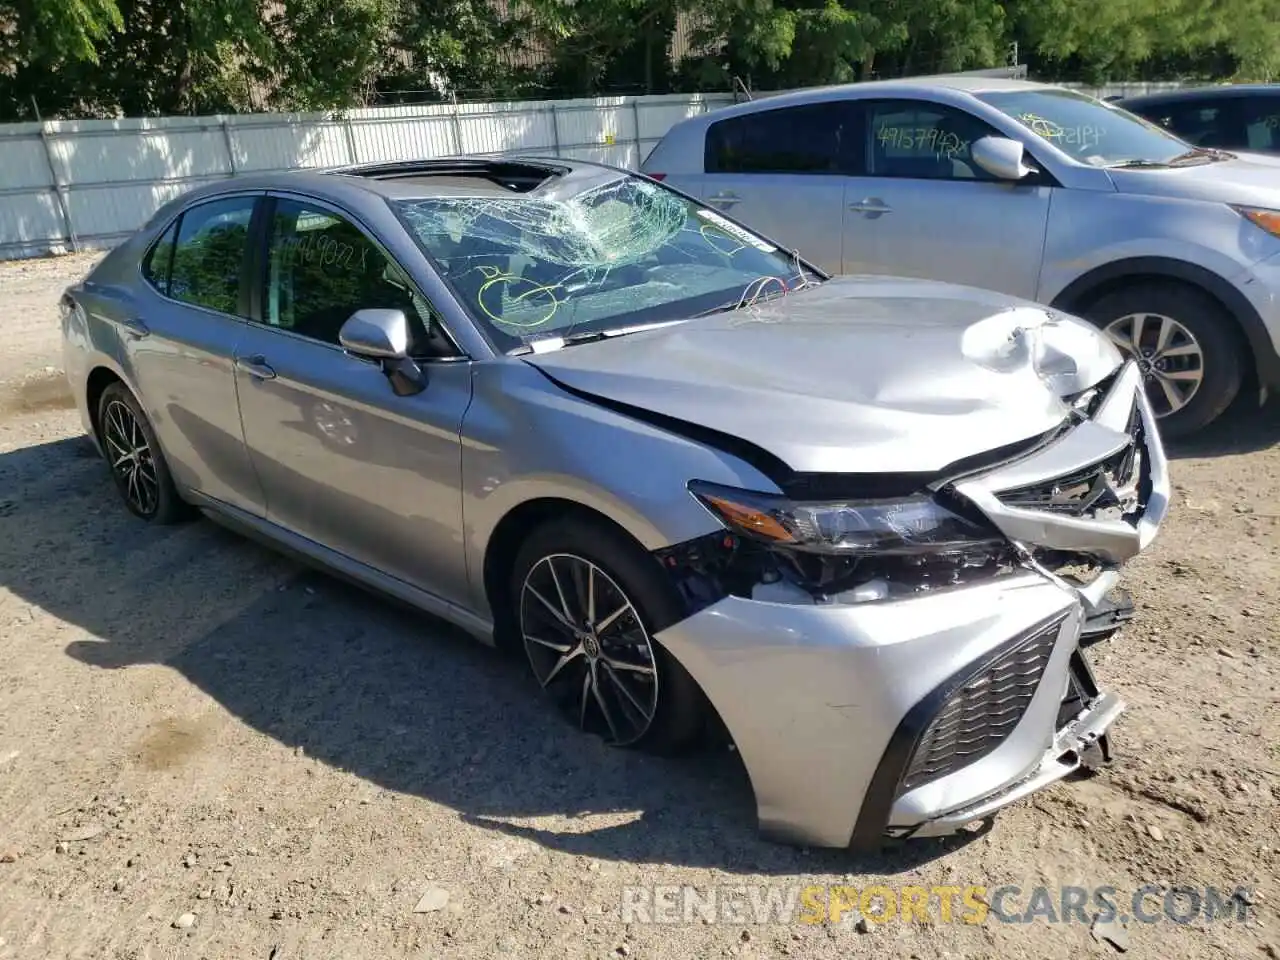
841 99 1052 300
233 195 473 606
128 194 264 513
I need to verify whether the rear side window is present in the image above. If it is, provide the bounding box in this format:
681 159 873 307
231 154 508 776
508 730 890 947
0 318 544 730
141 220 178 295
167 197 256 316
1155 101 1241 149
705 102 857 174
1240 98 1280 152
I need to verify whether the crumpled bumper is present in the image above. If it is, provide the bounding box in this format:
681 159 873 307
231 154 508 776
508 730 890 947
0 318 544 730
654 360 1166 849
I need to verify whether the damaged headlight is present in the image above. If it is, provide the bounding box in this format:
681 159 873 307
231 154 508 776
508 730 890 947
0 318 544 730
688 480 1003 556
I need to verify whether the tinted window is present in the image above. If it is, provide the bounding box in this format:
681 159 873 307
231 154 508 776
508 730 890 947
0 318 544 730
141 219 178 295
705 103 856 174
1240 98 1280 152
866 101 1001 180
1148 101 1240 149
168 198 255 315
263 199 440 353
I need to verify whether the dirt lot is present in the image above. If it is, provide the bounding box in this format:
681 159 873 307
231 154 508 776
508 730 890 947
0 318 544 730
0 253 1276 960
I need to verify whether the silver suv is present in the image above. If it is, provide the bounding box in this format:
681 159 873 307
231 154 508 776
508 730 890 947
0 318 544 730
643 77 1280 437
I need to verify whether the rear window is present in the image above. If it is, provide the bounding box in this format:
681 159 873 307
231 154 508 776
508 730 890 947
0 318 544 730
705 102 857 174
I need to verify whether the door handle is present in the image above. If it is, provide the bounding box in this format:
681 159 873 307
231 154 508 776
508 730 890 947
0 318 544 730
121 318 150 339
235 355 277 380
848 197 892 217
707 191 741 209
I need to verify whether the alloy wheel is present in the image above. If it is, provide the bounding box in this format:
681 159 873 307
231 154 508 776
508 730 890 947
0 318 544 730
519 553 659 746
102 398 160 516
1103 312 1205 417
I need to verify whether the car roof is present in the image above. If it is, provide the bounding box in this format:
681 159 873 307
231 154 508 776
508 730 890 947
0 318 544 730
175 156 633 208
1119 84 1280 107
692 76 1062 120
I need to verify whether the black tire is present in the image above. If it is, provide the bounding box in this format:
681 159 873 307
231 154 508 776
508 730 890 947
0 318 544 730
1081 282 1243 440
96 382 191 524
509 515 706 755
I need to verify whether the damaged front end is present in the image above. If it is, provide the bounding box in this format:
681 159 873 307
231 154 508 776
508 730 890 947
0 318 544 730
651 359 1167 849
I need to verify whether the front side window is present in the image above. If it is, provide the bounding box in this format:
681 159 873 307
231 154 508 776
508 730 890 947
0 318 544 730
977 89 1207 168
263 199 443 354
396 175 820 351
865 101 1001 180
705 103 856 174
168 197 256 315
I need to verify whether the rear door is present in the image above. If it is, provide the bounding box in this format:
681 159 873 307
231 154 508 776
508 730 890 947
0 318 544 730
695 101 859 274
129 194 265 513
840 98 1052 299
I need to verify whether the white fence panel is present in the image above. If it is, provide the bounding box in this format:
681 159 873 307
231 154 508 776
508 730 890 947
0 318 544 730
0 82 1197 260
351 114 455 163
231 117 352 172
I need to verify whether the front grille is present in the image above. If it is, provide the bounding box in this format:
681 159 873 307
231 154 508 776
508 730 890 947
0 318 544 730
899 618 1062 792
995 403 1145 522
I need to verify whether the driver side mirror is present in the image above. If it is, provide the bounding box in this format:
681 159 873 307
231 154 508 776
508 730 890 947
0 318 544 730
971 136 1038 181
338 308 427 397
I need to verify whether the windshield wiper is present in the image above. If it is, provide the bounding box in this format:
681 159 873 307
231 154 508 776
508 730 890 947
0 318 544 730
1168 146 1233 166
1106 158 1171 169
508 319 687 355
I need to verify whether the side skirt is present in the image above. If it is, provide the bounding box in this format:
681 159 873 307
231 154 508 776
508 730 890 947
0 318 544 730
188 491 496 645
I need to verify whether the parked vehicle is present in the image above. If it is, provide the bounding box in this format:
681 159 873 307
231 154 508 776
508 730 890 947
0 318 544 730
642 77 1280 438
1118 84 1280 155
62 157 1165 849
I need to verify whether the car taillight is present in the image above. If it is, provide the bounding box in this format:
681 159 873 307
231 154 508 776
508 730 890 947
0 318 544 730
646 172 666 181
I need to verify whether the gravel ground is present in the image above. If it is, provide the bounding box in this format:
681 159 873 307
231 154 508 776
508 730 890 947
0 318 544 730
0 253 1276 960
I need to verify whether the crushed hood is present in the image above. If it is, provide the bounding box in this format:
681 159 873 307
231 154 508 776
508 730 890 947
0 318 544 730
523 277 1123 475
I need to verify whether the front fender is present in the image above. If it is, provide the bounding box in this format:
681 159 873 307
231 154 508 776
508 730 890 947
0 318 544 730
461 360 777 618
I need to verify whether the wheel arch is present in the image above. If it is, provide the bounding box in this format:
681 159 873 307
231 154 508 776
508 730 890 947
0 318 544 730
482 496 668 650
1049 256 1280 390
85 365 126 446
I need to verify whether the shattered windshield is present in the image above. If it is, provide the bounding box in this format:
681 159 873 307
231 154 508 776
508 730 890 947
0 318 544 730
394 176 815 349
977 89 1199 167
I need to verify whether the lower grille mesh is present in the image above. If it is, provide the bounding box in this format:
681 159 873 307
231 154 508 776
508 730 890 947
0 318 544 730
900 619 1062 792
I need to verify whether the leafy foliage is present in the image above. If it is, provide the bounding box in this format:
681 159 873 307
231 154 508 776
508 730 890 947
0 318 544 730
2 0 1278 121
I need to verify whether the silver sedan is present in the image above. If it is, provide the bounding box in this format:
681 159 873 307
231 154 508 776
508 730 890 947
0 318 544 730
60 157 1167 848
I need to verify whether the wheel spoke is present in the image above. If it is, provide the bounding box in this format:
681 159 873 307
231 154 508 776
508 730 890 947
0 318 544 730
590 663 622 741
593 602 631 635
601 661 652 719
1159 343 1200 359
1153 314 1175 353
547 559 577 626
526 584 575 632
541 646 583 688
1104 327 1132 354
1163 369 1202 382
1128 314 1147 351
578 671 592 729
523 632 573 654
586 564 596 627
1156 376 1183 412
601 654 654 676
